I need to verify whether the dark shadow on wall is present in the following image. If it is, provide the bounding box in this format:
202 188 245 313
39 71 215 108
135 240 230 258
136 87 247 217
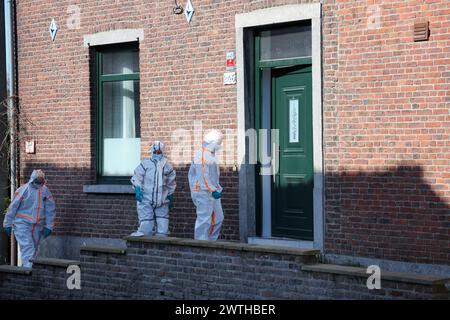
15 162 450 266
324 165 449 265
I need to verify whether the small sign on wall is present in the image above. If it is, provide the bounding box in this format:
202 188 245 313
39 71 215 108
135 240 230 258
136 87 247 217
25 140 35 154
226 51 236 70
223 72 236 85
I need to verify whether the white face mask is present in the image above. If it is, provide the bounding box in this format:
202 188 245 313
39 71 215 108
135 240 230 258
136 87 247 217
152 154 163 161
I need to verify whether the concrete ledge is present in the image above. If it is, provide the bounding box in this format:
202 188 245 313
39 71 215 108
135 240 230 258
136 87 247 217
0 265 32 275
84 28 144 47
83 184 134 194
248 237 314 249
302 264 450 286
125 236 320 257
81 245 127 255
33 258 80 268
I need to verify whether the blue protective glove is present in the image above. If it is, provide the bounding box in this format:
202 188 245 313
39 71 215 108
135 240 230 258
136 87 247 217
134 186 143 202
212 191 222 199
4 226 12 238
44 228 52 238
167 194 174 210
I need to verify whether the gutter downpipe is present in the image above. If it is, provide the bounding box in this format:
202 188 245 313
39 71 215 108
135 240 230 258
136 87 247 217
4 0 17 266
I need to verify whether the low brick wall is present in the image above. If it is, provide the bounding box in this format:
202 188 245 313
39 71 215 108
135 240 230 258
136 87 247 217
0 260 83 299
0 237 448 300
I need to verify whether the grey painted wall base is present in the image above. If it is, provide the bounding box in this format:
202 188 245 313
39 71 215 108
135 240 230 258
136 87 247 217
37 235 126 260
324 254 450 278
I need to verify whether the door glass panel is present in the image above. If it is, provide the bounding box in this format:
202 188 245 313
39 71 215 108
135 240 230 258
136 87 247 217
289 99 299 143
260 22 311 61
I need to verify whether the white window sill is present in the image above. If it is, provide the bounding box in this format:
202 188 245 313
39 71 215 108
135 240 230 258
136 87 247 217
83 184 134 194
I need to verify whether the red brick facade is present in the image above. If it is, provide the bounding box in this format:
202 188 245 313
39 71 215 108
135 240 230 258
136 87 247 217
15 0 449 265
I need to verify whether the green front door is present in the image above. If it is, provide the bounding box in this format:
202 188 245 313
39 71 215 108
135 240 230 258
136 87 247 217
271 65 313 240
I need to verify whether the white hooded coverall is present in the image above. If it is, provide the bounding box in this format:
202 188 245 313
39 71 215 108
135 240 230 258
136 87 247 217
130 146 176 236
3 170 56 268
188 139 224 241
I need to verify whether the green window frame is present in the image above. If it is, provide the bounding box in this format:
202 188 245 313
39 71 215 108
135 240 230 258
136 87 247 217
95 43 141 184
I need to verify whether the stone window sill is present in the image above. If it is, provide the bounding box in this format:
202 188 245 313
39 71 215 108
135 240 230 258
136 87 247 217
83 184 134 194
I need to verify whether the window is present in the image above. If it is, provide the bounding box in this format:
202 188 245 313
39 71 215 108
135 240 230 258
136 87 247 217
96 43 140 183
259 21 311 61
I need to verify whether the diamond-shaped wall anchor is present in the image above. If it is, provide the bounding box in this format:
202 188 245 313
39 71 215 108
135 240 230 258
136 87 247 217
184 0 194 24
49 18 58 41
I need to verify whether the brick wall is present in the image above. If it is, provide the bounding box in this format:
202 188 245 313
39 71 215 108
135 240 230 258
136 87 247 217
14 0 450 265
0 239 448 300
322 0 450 265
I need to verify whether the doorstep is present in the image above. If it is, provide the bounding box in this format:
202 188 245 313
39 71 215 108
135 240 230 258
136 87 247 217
248 237 315 249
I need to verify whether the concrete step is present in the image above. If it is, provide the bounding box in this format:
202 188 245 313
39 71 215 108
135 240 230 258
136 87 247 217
248 236 314 249
125 235 320 264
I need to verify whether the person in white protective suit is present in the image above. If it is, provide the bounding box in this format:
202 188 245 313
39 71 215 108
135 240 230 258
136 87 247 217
130 141 176 237
2 169 56 268
188 129 224 241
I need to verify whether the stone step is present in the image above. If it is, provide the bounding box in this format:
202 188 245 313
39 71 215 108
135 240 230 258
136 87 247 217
125 235 320 264
248 237 315 249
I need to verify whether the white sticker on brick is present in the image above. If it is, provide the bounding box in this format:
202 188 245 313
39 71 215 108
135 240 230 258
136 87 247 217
224 72 236 85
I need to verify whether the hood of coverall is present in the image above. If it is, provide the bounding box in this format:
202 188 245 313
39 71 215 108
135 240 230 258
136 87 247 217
203 130 223 152
28 169 46 188
149 141 165 160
